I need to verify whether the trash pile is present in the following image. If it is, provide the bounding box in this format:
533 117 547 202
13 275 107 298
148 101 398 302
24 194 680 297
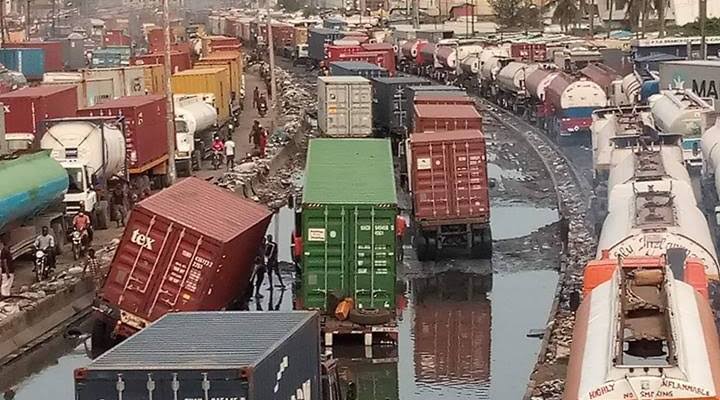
0 239 118 323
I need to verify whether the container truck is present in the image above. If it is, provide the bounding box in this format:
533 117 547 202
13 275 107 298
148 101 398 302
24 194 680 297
172 67 232 125
317 76 373 138
42 72 115 108
82 67 146 98
194 51 244 110
294 139 398 346
91 178 272 355
371 76 430 141
407 130 491 260
173 94 218 176
77 312 344 400
0 151 69 259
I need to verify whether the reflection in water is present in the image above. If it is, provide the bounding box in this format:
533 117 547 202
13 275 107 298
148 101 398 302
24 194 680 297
339 359 399 400
491 203 558 240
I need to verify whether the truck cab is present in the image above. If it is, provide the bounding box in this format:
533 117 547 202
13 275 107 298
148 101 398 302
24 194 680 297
682 136 703 170
60 159 111 229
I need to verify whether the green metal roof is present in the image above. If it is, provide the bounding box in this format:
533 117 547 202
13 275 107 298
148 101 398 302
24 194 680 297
303 139 397 205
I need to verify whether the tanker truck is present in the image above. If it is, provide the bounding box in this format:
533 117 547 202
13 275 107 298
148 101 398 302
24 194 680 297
173 94 218 176
0 151 69 259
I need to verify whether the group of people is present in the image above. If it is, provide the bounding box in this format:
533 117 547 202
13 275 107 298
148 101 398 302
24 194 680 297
211 135 237 171
252 234 285 299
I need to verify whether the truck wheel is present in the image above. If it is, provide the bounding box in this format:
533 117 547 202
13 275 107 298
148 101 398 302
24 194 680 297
348 308 392 326
426 236 438 261
414 236 429 262
471 229 492 259
95 201 110 230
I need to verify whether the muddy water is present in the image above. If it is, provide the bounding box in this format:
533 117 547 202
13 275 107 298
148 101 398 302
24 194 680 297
3 195 559 400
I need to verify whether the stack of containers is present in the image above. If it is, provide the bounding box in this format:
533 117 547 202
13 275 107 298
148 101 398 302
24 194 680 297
0 85 78 142
194 51 244 105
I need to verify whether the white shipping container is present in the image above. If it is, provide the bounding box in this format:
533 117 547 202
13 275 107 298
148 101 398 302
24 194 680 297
43 72 115 108
83 67 146 98
659 61 720 111
317 76 373 137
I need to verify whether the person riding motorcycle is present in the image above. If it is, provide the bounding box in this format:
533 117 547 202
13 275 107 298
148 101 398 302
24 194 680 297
33 226 56 271
72 211 92 244
211 136 225 168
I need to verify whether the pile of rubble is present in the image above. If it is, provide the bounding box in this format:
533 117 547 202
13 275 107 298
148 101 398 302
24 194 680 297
0 239 118 323
530 379 566 400
218 64 315 210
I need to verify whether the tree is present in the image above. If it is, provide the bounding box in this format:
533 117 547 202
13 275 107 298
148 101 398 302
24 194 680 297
551 0 579 32
607 0 614 37
652 0 666 37
488 0 540 28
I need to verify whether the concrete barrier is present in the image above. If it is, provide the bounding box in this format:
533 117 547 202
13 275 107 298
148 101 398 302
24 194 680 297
0 278 95 362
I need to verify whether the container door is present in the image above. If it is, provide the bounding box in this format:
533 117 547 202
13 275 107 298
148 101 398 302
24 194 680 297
348 84 372 136
413 143 453 218
450 139 489 221
302 205 349 311
350 206 396 310
325 84 349 136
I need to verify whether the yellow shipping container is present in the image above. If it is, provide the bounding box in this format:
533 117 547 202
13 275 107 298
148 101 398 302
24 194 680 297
140 64 166 95
195 51 244 106
172 67 231 123
294 27 308 46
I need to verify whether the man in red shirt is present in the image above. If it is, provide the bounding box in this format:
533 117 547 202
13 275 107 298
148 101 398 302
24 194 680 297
395 214 408 263
73 211 92 243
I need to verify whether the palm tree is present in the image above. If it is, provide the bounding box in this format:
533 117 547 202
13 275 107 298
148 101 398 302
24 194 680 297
576 0 586 29
606 0 614 38
652 0 666 37
552 0 579 32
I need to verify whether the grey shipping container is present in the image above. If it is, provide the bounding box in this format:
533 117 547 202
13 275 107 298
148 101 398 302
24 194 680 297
318 76 373 137
371 76 431 133
76 312 321 400
308 27 346 61
330 61 389 79
659 60 720 110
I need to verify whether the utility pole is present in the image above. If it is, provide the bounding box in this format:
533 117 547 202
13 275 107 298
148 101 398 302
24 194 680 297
700 0 707 59
266 0 277 127
25 0 31 40
412 0 419 28
163 0 176 184
470 0 474 37
0 0 6 44
51 0 55 37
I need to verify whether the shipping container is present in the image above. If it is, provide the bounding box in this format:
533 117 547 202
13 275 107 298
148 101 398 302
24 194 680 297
92 46 132 68
146 27 173 53
42 72 115 107
404 85 464 118
408 130 491 259
294 26 308 46
82 67 146 98
64 34 86 71
78 312 320 400
172 67 232 123
0 48 45 79
308 28 346 62
4 41 64 72
271 23 296 47
140 64 166 95
0 85 77 137
339 359 399 400
413 271 491 383
317 76 373 137
338 51 396 75
94 178 273 341
201 35 240 57
299 139 397 313
659 60 720 110
77 95 168 172
131 51 192 74
330 61 389 79
413 92 475 106
195 51 243 102
413 103 482 133
371 76 430 134
103 29 131 47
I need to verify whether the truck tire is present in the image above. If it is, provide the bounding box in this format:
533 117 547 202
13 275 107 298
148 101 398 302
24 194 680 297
95 201 110 230
471 228 492 259
348 308 392 326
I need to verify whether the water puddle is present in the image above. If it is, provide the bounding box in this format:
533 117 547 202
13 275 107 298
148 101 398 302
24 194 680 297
491 202 559 240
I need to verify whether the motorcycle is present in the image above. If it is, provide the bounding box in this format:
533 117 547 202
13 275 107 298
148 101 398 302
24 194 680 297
212 150 223 170
34 249 50 282
258 102 267 118
71 229 87 260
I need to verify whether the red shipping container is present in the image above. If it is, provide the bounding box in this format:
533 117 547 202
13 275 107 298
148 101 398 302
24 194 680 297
413 104 482 133
413 93 475 106
147 27 177 54
131 51 192 73
210 44 241 53
410 129 490 226
414 276 491 382
4 41 64 71
325 44 363 61
271 23 295 46
104 29 131 46
98 177 273 336
0 84 78 137
339 51 396 74
78 95 169 172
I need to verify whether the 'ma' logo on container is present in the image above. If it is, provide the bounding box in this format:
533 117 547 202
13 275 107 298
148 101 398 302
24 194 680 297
131 229 155 250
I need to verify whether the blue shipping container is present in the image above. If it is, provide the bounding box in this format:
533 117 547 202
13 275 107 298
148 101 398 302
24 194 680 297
0 48 45 80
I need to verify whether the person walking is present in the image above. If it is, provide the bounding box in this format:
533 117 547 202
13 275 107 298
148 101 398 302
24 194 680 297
252 86 260 109
395 214 408 262
559 213 570 254
254 238 267 299
224 137 236 171
265 234 285 290
0 240 14 298
111 187 128 228
83 248 104 289
250 120 262 154
259 127 268 158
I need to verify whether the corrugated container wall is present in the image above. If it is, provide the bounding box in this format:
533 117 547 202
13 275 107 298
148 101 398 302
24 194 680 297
330 61 389 79
131 51 192 74
195 51 243 101
76 312 320 400
0 84 77 136
371 76 431 132
413 103 482 133
409 130 490 226
64 35 87 71
0 48 45 79
42 72 115 108
141 64 166 95
308 28 346 61
172 67 231 123
83 67 146 98
317 76 373 137
77 95 168 172
98 179 273 331
4 41 64 72
300 139 397 313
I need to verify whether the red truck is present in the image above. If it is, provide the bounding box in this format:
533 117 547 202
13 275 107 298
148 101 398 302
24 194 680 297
407 129 491 260
92 177 273 357
339 51 396 75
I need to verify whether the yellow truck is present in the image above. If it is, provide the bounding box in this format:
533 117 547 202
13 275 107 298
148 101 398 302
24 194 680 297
172 67 232 124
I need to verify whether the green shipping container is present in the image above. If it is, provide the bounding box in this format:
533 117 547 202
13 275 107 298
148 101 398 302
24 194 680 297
301 139 398 313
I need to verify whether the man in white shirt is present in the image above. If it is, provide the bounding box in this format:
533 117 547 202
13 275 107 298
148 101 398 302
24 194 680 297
225 138 236 171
